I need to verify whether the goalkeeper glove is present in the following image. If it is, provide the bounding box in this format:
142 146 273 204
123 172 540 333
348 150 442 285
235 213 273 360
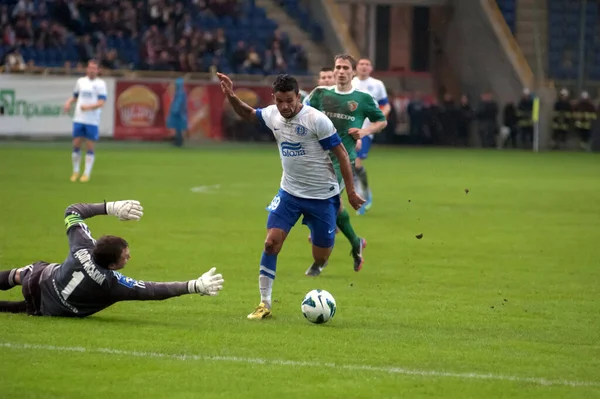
106 200 144 221
188 267 224 296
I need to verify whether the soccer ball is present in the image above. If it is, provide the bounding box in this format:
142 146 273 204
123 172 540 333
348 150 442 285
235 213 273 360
301 289 337 324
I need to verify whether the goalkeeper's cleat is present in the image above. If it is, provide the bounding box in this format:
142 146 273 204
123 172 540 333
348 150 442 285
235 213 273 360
351 238 367 272
70 173 79 182
79 175 90 183
247 302 272 320
305 261 328 277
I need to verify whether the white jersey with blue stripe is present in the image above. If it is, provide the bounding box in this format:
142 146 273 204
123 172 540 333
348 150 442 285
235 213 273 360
73 76 107 126
256 104 341 200
352 76 388 134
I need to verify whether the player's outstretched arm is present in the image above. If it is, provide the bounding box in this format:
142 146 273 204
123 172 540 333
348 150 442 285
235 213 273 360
330 144 366 211
65 201 143 252
108 267 225 301
217 72 257 122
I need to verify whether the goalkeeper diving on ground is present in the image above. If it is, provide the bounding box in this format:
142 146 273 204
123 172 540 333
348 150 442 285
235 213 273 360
0 200 225 317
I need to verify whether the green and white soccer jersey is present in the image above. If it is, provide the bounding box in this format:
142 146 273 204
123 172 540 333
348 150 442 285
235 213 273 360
299 89 309 104
305 86 385 188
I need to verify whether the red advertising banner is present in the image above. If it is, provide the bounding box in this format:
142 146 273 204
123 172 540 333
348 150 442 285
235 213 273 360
114 80 273 141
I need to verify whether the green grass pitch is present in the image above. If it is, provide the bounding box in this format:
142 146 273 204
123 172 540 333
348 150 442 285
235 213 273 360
0 142 599 398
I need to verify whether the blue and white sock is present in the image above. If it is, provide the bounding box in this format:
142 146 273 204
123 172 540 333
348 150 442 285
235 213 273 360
72 148 81 174
259 252 277 308
84 150 95 177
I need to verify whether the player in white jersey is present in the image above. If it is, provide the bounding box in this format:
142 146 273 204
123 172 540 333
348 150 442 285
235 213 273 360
63 60 107 183
351 58 391 214
216 72 364 320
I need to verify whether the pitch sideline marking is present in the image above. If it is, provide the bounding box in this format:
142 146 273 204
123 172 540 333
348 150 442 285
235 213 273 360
0 342 598 388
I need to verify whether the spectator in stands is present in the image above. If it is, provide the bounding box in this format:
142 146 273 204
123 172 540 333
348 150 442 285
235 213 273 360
270 40 287 73
231 40 247 72
573 91 597 151
243 46 263 74
2 24 16 47
440 92 458 145
1 6 10 27
476 91 499 148
502 101 518 148
426 97 442 145
517 88 534 149
78 34 96 63
154 50 174 71
178 14 194 38
293 45 308 73
14 15 34 46
35 20 52 49
11 0 35 18
210 0 237 18
5 47 26 72
214 28 227 55
456 95 473 147
407 91 426 143
101 49 123 69
552 88 572 150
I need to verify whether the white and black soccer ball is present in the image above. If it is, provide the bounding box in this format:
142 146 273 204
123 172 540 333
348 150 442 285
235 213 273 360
301 289 337 324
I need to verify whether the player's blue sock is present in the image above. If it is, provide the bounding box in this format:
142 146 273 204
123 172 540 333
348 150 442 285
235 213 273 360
72 148 81 174
84 150 95 176
259 252 277 308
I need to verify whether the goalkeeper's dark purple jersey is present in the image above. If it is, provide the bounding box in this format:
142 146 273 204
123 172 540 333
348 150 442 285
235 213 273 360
32 203 189 317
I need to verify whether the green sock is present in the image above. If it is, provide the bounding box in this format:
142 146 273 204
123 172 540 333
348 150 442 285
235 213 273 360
336 209 360 250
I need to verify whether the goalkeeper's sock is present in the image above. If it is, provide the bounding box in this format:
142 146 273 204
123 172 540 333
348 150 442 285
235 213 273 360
259 251 277 309
336 209 360 250
84 150 95 176
72 148 81 174
355 166 370 194
0 269 18 291
0 301 27 313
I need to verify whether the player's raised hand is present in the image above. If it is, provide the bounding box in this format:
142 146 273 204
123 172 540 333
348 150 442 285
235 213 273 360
106 200 144 221
189 267 225 296
347 190 366 211
348 128 364 140
216 72 234 96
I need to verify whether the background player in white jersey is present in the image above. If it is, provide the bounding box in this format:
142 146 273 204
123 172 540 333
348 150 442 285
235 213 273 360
352 58 391 214
217 72 364 320
63 60 107 183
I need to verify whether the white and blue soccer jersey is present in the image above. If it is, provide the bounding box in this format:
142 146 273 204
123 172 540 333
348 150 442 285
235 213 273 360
256 104 341 200
352 76 389 133
73 76 107 126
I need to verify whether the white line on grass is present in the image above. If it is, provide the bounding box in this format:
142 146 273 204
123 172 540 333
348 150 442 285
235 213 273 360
1 342 598 388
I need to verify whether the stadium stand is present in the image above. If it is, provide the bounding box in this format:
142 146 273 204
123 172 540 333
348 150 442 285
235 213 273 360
547 0 599 81
495 0 516 34
0 0 311 75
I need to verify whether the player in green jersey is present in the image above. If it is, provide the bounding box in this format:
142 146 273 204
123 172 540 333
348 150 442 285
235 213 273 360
304 54 387 274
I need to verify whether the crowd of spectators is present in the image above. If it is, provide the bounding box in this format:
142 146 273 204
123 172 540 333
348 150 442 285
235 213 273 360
1 0 310 75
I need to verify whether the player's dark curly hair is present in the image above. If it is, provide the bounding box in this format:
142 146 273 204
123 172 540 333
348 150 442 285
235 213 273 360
93 235 129 268
272 74 299 94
